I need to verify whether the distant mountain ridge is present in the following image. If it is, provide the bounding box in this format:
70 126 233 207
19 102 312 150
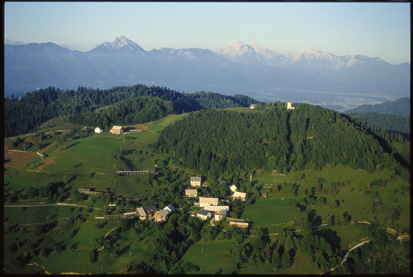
4 36 410 98
345 97 410 116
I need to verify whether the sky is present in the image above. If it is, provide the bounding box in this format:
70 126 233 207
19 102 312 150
4 2 411 64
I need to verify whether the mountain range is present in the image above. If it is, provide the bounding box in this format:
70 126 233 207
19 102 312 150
4 36 410 102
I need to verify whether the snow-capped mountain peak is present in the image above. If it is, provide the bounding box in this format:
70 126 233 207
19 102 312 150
89 36 146 54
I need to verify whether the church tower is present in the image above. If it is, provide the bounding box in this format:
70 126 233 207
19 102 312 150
287 100 296 110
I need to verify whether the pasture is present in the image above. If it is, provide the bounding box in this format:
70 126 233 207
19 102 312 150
180 239 237 274
242 196 300 233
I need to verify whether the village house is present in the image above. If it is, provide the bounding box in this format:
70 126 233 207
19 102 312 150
110 125 124 134
232 191 247 202
136 207 147 220
203 205 229 213
94 127 103 133
164 204 175 214
190 176 202 187
185 189 198 198
230 184 238 192
250 104 258 109
196 210 212 221
230 222 249 228
287 100 296 110
155 209 169 222
199 196 219 207
143 205 157 218
214 210 228 221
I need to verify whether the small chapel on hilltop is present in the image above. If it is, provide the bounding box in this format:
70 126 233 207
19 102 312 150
287 101 296 110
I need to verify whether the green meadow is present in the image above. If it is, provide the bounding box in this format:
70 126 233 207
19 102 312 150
181 239 237 274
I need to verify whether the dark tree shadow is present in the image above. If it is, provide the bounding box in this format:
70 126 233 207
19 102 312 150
314 228 342 252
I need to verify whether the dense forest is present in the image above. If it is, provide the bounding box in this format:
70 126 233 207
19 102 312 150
155 104 409 178
346 112 410 140
4 85 260 137
345 97 410 116
68 97 175 128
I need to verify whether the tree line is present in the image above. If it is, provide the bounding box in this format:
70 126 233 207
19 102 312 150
4 84 260 137
154 104 408 177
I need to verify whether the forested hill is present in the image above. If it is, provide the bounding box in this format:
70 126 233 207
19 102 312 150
347 112 410 140
4 84 260 137
155 104 409 177
345 97 410 116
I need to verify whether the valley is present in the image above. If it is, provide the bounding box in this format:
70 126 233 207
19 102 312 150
3 94 410 274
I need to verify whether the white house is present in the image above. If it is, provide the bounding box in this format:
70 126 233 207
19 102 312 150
232 191 247 202
190 176 202 187
94 127 103 133
196 210 212 221
250 104 258 109
185 189 198 198
287 101 296 110
199 196 219 207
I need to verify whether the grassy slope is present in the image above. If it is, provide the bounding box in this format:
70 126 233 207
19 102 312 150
4 108 410 274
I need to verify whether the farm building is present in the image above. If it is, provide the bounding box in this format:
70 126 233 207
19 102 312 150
250 104 258 109
185 189 198 198
110 126 124 134
143 205 157 217
155 210 169 222
136 207 147 220
123 212 138 219
199 196 219 207
196 210 212 221
36 152 46 159
214 210 228 221
203 206 229 213
230 222 249 228
77 188 103 195
232 191 247 201
94 127 103 133
190 176 202 187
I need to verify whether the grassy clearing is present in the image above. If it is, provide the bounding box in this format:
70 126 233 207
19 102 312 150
242 196 300 232
44 135 122 174
181 239 237 274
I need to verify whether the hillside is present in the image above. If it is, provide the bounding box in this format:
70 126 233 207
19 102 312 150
4 104 410 274
155 104 408 178
4 84 260 137
347 112 410 140
345 97 410 116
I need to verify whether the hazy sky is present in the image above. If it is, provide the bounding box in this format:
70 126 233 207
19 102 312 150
4 2 411 64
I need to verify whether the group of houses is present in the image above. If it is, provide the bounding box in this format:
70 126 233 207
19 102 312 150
250 101 296 110
94 126 124 134
185 176 248 223
135 203 175 223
